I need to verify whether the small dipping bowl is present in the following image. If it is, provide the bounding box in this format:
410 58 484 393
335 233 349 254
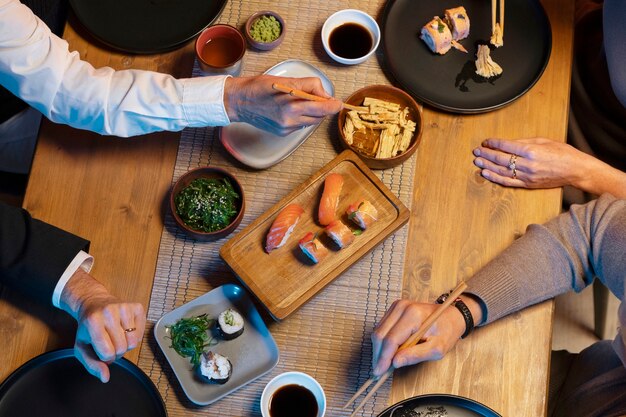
195 24 246 76
170 166 245 241
321 9 380 65
261 372 326 417
245 11 286 51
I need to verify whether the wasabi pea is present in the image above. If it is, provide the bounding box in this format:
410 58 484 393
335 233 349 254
250 15 282 43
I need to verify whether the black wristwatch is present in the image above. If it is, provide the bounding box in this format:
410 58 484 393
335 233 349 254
436 292 474 339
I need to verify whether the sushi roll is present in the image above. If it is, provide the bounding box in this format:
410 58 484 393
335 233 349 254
324 220 355 249
198 351 232 384
346 200 378 230
318 173 344 226
420 17 452 55
298 232 329 264
217 308 244 340
265 203 304 253
444 7 470 41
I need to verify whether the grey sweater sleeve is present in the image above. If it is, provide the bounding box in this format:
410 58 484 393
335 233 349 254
466 194 626 325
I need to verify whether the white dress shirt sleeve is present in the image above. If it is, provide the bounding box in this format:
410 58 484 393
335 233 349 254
52 250 94 309
0 0 230 137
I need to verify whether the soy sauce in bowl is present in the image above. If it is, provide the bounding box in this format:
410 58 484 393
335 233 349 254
269 384 318 417
329 23 373 59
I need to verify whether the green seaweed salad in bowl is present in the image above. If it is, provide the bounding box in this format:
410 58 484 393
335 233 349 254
170 167 245 240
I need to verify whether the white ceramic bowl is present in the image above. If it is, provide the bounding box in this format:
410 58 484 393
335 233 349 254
260 371 326 417
321 9 380 65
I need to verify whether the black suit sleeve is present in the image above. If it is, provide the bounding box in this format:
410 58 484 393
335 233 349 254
0 202 89 305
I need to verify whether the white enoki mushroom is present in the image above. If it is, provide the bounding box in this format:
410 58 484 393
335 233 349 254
475 45 503 78
490 23 503 47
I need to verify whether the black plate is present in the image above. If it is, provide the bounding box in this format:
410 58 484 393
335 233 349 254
69 0 228 54
0 349 166 417
377 394 502 417
381 0 551 113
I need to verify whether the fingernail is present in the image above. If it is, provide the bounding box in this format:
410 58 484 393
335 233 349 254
473 148 480 156
482 170 490 178
474 158 483 167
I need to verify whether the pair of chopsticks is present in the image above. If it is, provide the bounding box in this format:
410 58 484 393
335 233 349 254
491 0 505 47
271 83 367 112
343 281 469 417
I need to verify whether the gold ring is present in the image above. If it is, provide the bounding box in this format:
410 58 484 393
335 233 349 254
124 327 136 333
508 154 518 171
512 167 517 179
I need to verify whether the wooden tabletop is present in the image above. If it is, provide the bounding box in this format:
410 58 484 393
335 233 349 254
0 1 573 416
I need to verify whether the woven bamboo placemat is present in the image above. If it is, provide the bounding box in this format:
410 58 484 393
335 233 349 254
138 1 419 416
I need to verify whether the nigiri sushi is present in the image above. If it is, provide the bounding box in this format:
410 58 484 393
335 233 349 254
444 7 470 41
265 203 304 253
318 173 344 226
346 200 379 230
420 17 452 55
298 232 329 264
324 220 355 249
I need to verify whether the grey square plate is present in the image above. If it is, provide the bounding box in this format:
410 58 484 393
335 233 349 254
154 284 279 405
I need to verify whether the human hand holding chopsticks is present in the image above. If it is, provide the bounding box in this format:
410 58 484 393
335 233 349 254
224 75 343 136
371 291 482 376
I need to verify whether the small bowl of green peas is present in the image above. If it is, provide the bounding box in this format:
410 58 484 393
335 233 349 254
245 11 285 51
170 167 245 241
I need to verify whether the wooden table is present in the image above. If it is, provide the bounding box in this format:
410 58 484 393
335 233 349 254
0 1 573 416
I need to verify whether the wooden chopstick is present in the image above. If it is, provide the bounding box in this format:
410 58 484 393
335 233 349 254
344 281 469 417
492 0 497 36
500 0 505 37
271 83 367 112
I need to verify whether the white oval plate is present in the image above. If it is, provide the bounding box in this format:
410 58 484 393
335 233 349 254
219 59 334 169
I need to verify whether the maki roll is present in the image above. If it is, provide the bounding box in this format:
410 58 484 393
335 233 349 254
198 351 232 384
444 6 470 41
420 17 452 55
298 232 329 264
346 200 378 230
217 308 245 340
324 220 355 249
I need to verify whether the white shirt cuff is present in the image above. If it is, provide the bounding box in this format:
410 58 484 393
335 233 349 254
181 75 231 127
52 250 94 309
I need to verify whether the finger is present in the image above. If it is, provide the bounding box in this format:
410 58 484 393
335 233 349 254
371 301 406 370
124 303 146 350
473 146 516 167
119 304 140 350
391 338 446 369
480 138 528 155
102 309 129 359
474 156 520 178
75 341 111 383
480 168 528 188
81 321 117 363
291 77 333 98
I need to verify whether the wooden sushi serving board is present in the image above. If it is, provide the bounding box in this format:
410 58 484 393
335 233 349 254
220 150 410 320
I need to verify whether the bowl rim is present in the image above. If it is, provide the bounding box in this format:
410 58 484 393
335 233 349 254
245 10 286 48
169 166 245 238
338 84 423 163
321 8 381 65
260 371 326 417
195 24 246 70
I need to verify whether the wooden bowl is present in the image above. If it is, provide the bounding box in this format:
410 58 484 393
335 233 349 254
245 11 286 51
170 167 245 241
338 85 422 169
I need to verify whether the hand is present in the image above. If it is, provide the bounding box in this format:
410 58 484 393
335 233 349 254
472 137 598 190
223 75 343 136
370 299 466 377
60 269 146 383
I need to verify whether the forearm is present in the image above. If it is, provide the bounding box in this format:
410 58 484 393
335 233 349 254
466 194 626 324
573 155 626 199
0 0 229 137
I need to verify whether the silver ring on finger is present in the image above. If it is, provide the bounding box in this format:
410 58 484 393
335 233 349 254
508 154 518 171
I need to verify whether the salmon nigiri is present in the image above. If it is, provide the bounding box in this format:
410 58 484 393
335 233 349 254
318 173 344 226
265 203 304 253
